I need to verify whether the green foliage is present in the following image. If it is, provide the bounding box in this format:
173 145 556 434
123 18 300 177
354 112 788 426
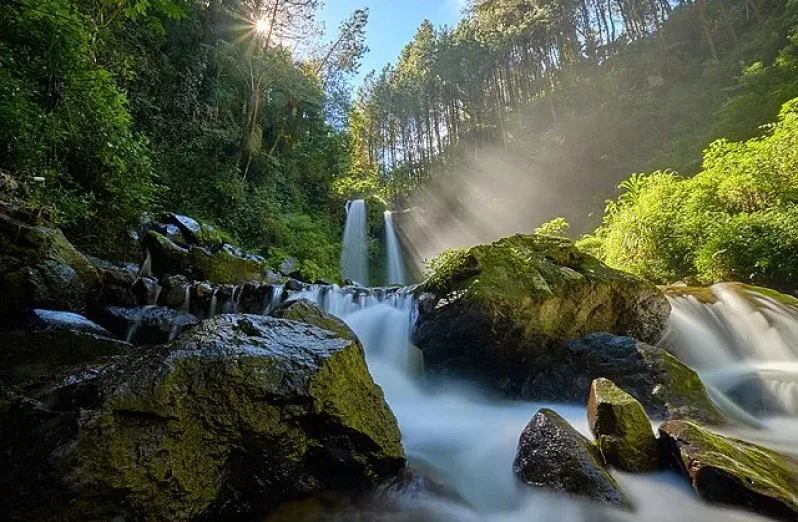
535 217 571 238
587 98 798 293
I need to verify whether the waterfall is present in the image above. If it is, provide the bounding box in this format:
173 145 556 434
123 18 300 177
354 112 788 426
340 199 369 285
384 211 407 285
292 282 798 520
664 283 798 417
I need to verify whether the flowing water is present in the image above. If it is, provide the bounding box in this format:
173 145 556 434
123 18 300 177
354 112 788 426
384 211 407 286
288 283 798 521
340 200 369 285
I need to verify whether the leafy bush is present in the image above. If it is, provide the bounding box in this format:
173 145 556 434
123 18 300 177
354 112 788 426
587 98 798 294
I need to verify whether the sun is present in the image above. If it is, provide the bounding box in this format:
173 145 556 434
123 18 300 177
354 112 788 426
255 19 270 34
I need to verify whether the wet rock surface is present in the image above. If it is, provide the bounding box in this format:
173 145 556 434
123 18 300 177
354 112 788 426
513 408 631 507
526 333 724 423
659 420 798 521
271 299 357 341
587 378 659 472
95 305 200 345
0 315 405 521
412 234 671 397
0 309 131 385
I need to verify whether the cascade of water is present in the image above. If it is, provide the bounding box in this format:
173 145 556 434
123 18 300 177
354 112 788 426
208 288 218 318
384 210 407 285
665 283 798 417
340 199 369 285
298 283 798 521
180 285 191 313
139 248 153 279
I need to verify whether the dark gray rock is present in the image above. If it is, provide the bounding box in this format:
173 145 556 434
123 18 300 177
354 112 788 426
513 409 630 507
525 333 724 424
0 315 405 521
0 309 131 384
95 306 200 345
87 256 139 308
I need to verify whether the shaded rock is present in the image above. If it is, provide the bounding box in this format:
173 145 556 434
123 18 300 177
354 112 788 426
659 420 798 521
1 315 405 521
132 276 161 306
0 209 99 317
271 299 357 341
164 213 224 247
587 378 659 472
159 274 192 309
95 306 200 345
86 256 139 308
0 309 131 384
412 234 670 397
527 333 723 424
513 409 630 507
236 283 273 314
144 230 267 284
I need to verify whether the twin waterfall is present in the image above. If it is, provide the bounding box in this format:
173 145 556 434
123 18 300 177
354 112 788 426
321 219 798 520
340 199 407 286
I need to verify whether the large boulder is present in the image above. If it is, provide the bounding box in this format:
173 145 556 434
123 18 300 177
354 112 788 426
0 208 99 317
86 256 140 308
0 315 405 521
0 309 131 385
659 420 798 521
587 378 659 472
143 230 268 284
412 234 670 396
95 306 200 345
513 409 631 507
528 333 723 424
271 299 357 341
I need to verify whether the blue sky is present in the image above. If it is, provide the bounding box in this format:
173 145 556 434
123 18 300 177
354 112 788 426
320 0 465 88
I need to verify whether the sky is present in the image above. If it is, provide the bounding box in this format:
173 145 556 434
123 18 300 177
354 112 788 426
319 0 466 89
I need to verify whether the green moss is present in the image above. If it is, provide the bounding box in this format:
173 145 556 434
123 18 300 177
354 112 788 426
661 285 718 304
272 301 356 341
660 420 798 515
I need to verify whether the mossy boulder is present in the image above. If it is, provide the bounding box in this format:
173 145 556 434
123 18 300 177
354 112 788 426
513 409 631 507
413 234 671 397
529 333 723 424
587 378 659 472
0 209 99 318
144 230 268 284
271 299 357 341
0 309 131 385
659 420 798 520
0 315 405 521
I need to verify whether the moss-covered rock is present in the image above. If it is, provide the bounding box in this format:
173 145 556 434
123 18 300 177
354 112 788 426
0 315 405 521
144 230 268 284
587 378 659 472
659 420 798 520
413 234 671 397
0 209 99 318
271 299 357 341
0 309 131 385
529 333 723 424
513 408 631 507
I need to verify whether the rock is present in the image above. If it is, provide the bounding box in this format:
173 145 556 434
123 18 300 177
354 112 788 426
280 258 299 276
513 409 630 507
86 256 139 308
132 276 161 305
0 209 99 317
95 306 200 345
164 213 224 247
659 420 798 520
271 299 357 341
587 378 659 472
0 309 131 384
143 230 267 284
1 315 405 521
412 234 670 396
527 333 724 424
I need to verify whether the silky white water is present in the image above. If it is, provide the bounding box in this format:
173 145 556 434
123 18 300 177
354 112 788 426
340 200 369 285
384 211 407 285
295 284 798 521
